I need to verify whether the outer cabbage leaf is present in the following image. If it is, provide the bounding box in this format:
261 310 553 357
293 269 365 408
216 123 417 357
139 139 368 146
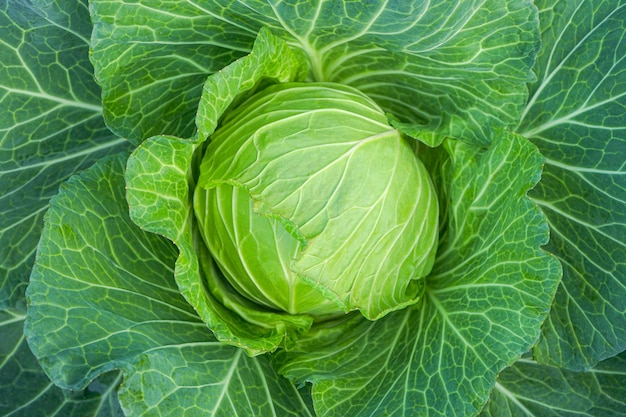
88 0 256 144
0 0 130 308
275 132 561 417
1 309 124 417
518 0 626 370
120 347 315 417
24 154 313 417
25 153 202 387
125 29 312 354
90 0 539 146
480 351 626 416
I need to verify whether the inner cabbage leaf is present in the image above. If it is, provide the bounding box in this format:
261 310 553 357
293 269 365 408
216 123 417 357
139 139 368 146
196 82 439 320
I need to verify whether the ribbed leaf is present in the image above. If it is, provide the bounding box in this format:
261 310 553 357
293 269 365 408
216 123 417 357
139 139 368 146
24 154 312 416
120 347 314 417
480 351 626 416
276 132 561 417
1 309 124 417
519 0 626 370
197 82 439 320
0 0 130 308
90 0 539 146
24 154 202 388
89 0 257 143
125 29 312 355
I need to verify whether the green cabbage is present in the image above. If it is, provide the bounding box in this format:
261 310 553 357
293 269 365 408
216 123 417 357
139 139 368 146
6 1 623 416
195 82 439 319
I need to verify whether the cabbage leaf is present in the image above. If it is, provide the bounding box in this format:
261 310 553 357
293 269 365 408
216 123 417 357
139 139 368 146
519 0 626 370
0 0 131 309
90 0 538 146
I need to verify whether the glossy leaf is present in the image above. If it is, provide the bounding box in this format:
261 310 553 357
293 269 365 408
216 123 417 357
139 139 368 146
197 82 439 320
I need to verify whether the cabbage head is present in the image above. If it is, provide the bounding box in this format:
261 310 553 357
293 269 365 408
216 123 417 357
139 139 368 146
194 82 439 320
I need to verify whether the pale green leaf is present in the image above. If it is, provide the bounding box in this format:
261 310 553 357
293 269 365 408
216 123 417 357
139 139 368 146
518 0 626 370
197 82 438 320
0 0 131 308
276 132 561 416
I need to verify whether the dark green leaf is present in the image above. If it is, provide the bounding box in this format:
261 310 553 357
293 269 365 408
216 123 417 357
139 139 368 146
519 0 626 370
25 153 201 388
0 0 131 308
90 0 539 146
480 351 626 416
0 308 123 417
89 0 258 143
120 347 314 417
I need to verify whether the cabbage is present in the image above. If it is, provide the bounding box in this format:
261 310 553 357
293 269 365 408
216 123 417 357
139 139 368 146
195 82 438 320
4 1 624 416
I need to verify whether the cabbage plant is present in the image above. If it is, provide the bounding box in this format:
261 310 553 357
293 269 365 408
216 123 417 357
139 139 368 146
1 1 625 416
